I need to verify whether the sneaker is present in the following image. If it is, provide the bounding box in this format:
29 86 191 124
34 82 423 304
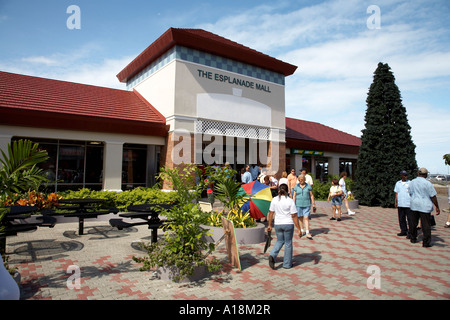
348 210 355 215
269 255 275 270
306 233 313 240
337 218 341 221
330 217 336 220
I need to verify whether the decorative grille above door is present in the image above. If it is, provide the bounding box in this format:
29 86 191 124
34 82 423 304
195 119 270 140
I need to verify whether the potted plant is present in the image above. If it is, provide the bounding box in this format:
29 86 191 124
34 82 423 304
202 208 266 244
132 165 221 282
0 139 50 298
201 173 266 244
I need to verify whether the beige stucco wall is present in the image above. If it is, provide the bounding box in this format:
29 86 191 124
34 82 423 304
134 59 286 135
131 55 288 176
133 60 177 120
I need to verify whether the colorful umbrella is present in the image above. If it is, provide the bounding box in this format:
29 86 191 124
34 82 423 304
239 180 273 219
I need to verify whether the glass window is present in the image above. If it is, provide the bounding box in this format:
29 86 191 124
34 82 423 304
58 144 85 184
339 159 357 180
11 137 104 192
85 145 104 185
39 143 58 184
122 144 147 190
315 157 329 182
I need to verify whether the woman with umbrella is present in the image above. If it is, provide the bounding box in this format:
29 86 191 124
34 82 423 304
267 184 302 269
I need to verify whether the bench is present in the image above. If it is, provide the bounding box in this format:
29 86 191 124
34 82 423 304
110 215 167 243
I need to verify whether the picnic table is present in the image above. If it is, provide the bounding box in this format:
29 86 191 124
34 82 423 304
0 205 57 253
109 204 174 243
47 198 119 235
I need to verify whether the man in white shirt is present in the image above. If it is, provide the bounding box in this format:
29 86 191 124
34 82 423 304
394 170 412 237
300 167 314 186
408 167 440 247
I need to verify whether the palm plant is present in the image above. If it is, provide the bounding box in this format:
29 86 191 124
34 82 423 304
0 139 49 197
214 173 245 211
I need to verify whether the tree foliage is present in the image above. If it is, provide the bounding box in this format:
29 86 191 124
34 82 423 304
0 139 49 198
443 154 450 166
354 63 417 207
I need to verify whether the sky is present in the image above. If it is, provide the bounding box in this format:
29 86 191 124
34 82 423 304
1 0 449 174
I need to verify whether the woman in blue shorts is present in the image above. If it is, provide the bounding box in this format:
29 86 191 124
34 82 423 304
293 174 316 239
328 178 343 221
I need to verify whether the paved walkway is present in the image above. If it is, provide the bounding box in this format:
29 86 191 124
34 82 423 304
5 196 450 300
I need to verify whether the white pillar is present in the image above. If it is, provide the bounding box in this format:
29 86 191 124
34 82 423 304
328 156 340 177
294 154 303 172
102 141 123 192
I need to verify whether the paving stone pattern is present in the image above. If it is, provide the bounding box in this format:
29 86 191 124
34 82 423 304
5 197 450 300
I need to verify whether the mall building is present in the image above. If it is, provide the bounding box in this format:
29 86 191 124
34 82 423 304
0 28 361 192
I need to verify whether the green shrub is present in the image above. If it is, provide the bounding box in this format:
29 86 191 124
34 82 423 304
60 187 178 211
311 177 354 201
312 179 330 201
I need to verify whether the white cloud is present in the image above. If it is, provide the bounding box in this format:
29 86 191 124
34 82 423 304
197 0 365 53
196 0 450 173
59 57 131 89
1 43 129 90
21 56 61 66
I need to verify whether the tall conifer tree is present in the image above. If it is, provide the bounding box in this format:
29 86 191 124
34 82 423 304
354 62 417 207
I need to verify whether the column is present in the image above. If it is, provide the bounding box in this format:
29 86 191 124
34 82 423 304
102 141 124 192
294 155 303 172
328 156 340 177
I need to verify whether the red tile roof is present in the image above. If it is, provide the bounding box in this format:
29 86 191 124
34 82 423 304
0 71 169 136
117 28 298 83
286 117 361 154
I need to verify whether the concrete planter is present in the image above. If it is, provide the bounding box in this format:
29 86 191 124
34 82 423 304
314 200 359 209
200 223 265 245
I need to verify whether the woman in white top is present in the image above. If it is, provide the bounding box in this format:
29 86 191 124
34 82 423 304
267 184 301 269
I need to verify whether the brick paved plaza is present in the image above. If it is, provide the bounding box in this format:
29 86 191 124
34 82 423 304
5 196 449 301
